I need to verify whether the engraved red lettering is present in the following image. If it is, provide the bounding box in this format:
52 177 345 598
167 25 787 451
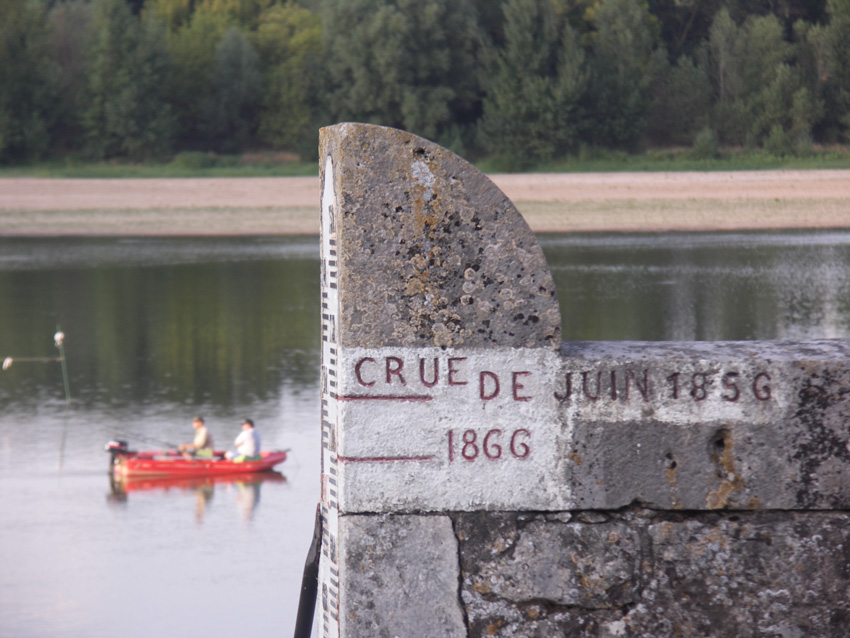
386 357 406 385
691 373 708 401
512 371 531 401
354 357 376 387
722 372 740 401
510 429 530 459
419 357 439 387
582 371 602 400
449 428 529 462
554 372 572 402
626 369 649 401
480 371 500 400
483 430 503 459
753 372 771 400
448 357 468 386
667 372 680 399
610 370 617 400
462 430 478 460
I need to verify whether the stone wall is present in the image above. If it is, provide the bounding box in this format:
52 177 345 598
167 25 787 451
317 123 850 637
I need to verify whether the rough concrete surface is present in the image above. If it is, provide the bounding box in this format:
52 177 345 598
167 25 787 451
320 122 561 350
456 510 850 638
339 515 466 638
317 124 850 638
560 340 850 511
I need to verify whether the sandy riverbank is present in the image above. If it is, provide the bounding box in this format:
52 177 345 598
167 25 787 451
1 170 848 235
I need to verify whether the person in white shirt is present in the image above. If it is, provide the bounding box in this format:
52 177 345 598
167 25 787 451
229 418 261 460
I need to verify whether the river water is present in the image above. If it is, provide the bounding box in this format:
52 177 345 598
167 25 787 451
2 230 850 637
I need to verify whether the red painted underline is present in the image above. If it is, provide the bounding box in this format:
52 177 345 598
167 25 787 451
337 394 433 402
338 455 435 463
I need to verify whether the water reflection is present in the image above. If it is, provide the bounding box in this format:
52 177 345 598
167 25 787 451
0 236 321 412
108 471 287 523
0 237 321 638
3 231 850 638
539 230 850 340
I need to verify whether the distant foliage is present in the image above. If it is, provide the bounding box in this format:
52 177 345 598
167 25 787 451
201 26 263 152
253 2 322 152
480 0 586 169
2 0 849 165
84 0 175 159
820 0 850 141
47 0 93 152
583 0 667 150
649 55 712 146
321 0 483 148
161 6 230 149
0 0 59 162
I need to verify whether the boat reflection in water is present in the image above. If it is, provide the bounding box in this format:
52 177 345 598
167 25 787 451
108 471 287 523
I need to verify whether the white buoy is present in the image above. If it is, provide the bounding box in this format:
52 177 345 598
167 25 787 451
54 331 65 347
2 357 12 371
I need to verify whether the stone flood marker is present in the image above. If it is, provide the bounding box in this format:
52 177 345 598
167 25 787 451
317 123 850 637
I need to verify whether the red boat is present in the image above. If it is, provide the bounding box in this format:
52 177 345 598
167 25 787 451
106 440 288 478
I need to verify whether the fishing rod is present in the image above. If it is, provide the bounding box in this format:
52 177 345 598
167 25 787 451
109 428 180 449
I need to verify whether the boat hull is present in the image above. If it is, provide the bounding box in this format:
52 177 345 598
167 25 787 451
112 450 288 478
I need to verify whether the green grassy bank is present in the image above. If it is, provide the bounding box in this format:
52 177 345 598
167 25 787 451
2 145 850 179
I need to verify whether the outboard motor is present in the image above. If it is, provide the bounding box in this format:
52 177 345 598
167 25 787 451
105 440 130 470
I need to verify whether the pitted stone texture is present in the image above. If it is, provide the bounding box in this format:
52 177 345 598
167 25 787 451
455 513 641 609
338 514 466 638
627 512 850 636
455 510 850 637
319 123 560 350
560 340 850 510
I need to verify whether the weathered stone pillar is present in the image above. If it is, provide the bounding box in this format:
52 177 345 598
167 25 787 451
318 123 850 637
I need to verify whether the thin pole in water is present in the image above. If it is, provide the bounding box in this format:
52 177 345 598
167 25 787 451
0 330 73 470
55 327 71 472
55 327 71 407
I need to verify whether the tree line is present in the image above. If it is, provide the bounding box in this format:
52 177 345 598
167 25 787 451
2 0 849 169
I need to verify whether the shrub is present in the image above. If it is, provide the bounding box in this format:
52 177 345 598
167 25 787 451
690 127 719 159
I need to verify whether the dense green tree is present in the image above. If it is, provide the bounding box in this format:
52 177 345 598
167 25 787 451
647 0 717 60
647 0 828 59
584 0 667 149
817 0 850 140
480 0 586 168
252 1 322 150
162 6 232 148
322 0 483 147
198 0 270 29
84 0 175 159
700 8 746 142
145 0 193 30
202 26 262 152
700 9 818 147
47 0 94 152
0 0 60 162
648 54 712 145
738 14 793 143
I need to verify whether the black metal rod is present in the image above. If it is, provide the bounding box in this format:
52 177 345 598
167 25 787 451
293 502 323 638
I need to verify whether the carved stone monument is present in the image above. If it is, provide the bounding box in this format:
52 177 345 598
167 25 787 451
318 123 850 637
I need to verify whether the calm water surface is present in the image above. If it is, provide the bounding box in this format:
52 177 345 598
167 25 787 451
2 230 850 637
